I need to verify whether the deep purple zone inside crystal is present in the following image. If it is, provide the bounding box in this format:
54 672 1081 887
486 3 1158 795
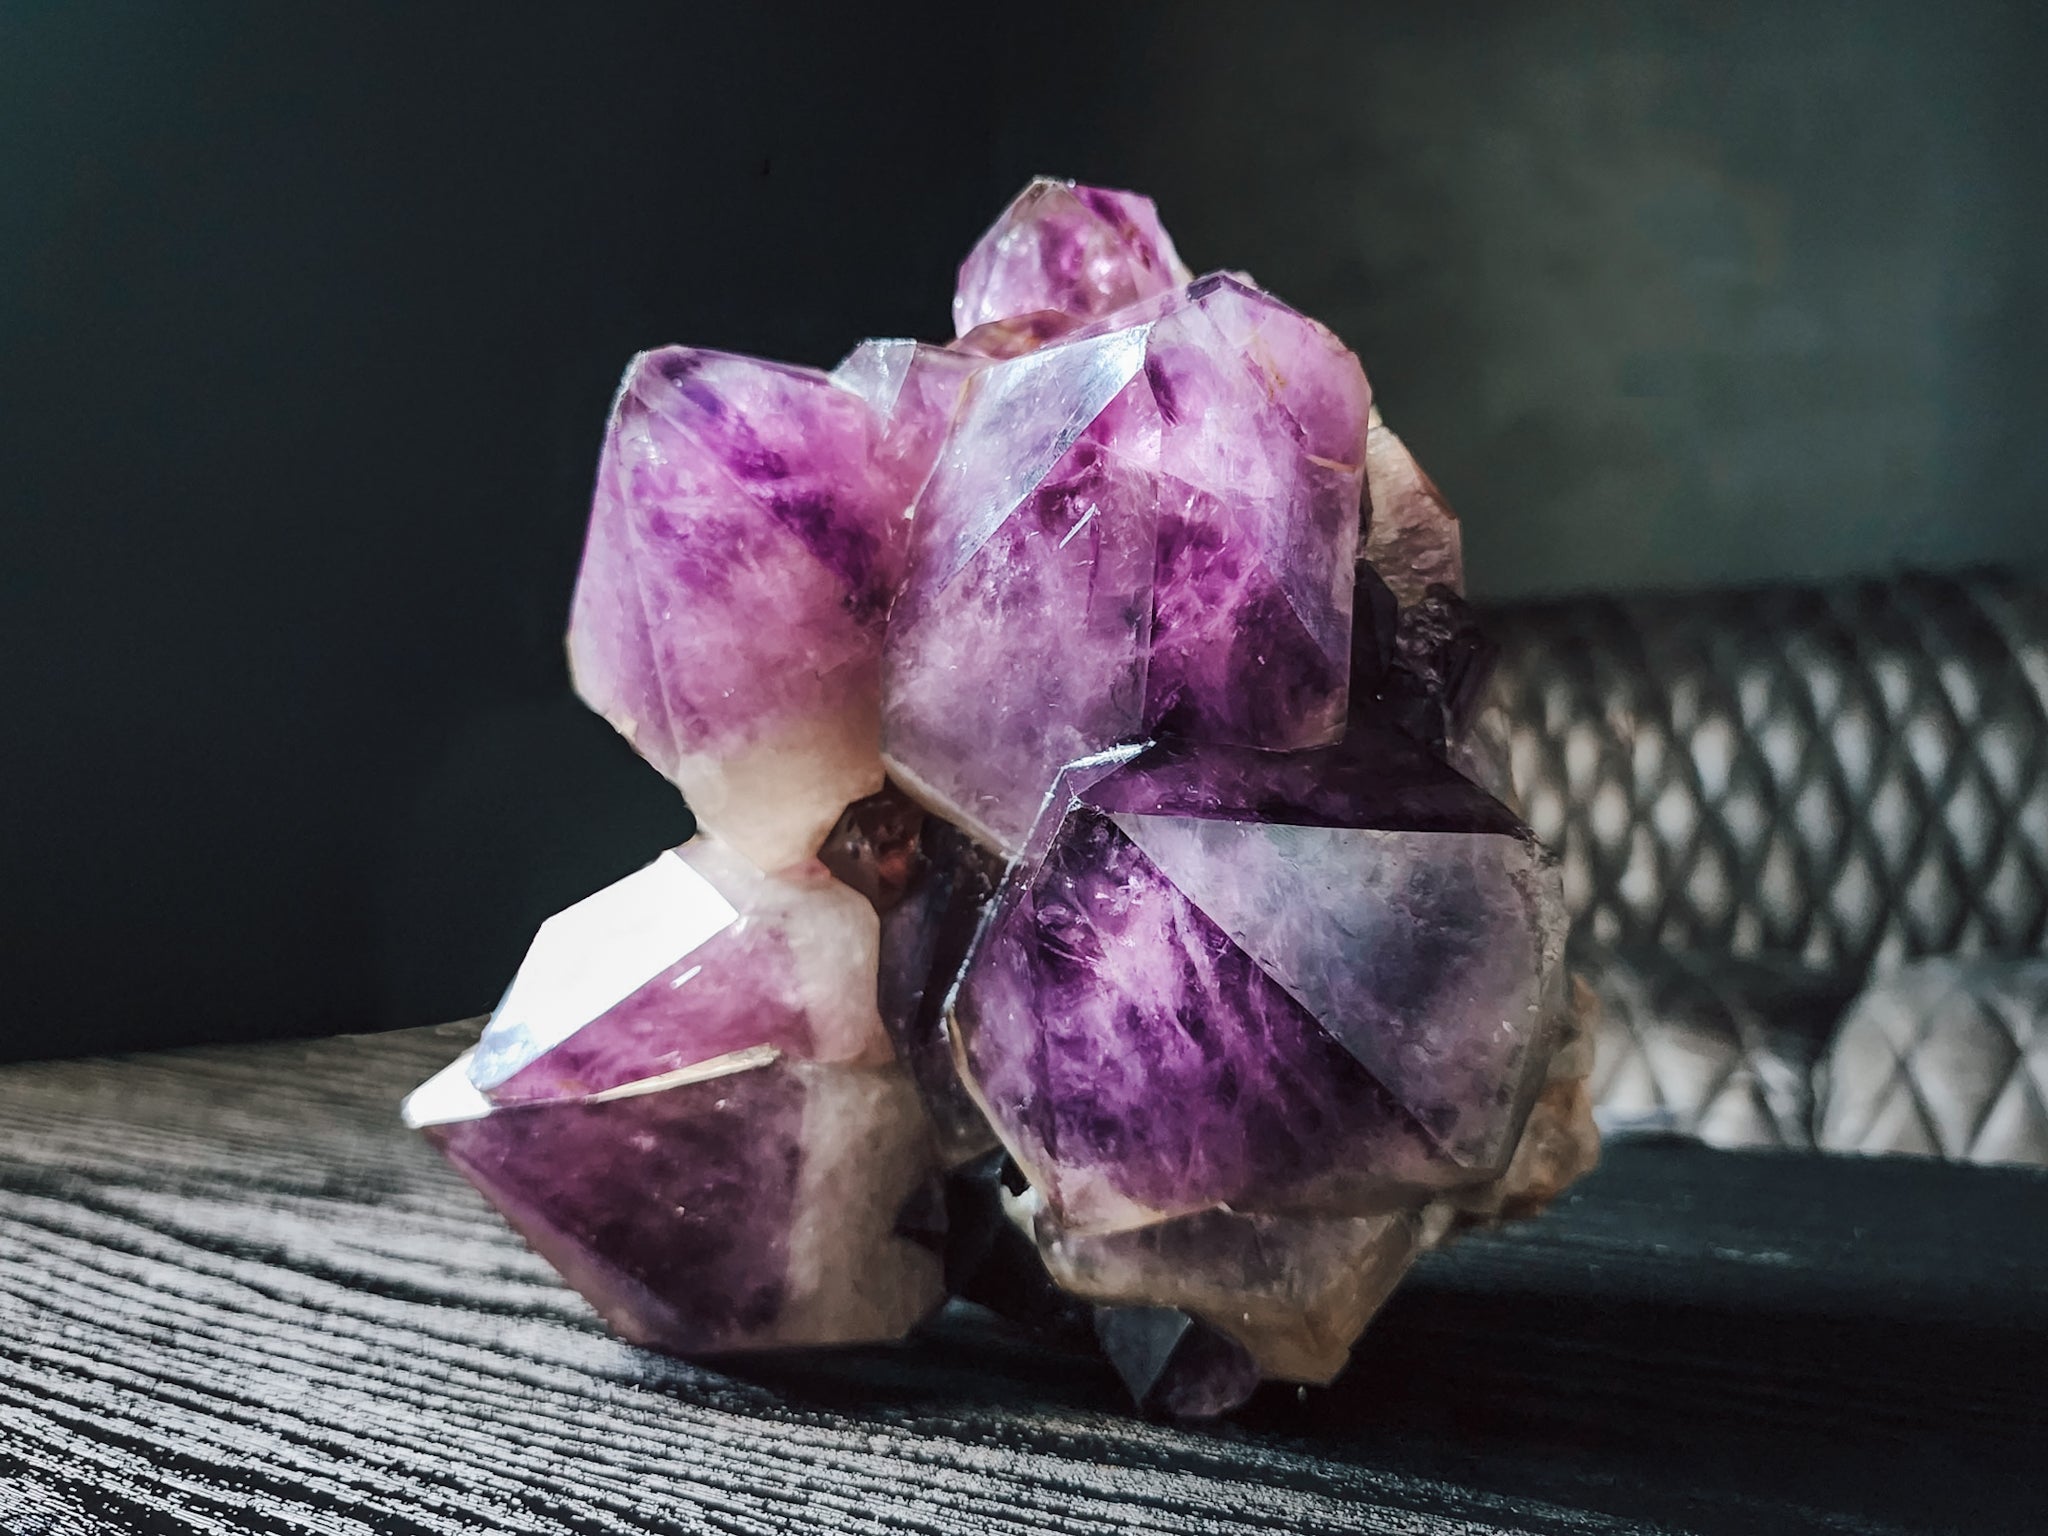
429 1068 804 1350
964 805 1451 1217
1145 508 1346 744
639 354 893 620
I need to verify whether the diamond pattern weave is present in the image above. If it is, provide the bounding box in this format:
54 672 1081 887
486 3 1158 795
1817 959 2048 1165
1480 571 2048 983
1581 947 1848 1151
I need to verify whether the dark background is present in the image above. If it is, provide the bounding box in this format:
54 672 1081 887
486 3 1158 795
6 2 2045 1062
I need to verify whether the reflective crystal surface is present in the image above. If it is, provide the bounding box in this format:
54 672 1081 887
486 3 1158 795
884 273 1372 852
469 839 888 1107
829 339 984 521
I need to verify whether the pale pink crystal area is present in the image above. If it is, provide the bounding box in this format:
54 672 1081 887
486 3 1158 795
830 339 985 519
953 177 1191 338
411 177 1594 1418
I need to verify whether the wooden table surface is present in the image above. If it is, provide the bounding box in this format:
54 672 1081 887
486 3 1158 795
0 1022 2042 1536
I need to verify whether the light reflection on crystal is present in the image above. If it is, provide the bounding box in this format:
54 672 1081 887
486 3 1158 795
953 177 1190 338
470 837 888 1107
465 851 739 1095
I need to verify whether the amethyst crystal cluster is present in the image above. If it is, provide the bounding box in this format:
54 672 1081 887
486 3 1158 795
405 179 1597 1416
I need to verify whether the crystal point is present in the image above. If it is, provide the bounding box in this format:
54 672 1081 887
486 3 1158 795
1362 407 1464 607
954 178 1191 337
1093 1306 1260 1418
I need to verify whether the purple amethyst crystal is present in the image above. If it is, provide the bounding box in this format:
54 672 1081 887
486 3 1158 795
949 732 1567 1231
829 339 984 518
1093 1307 1261 1418
953 178 1191 338
568 349 906 873
884 272 1372 852
410 176 1595 1416
405 1051 944 1353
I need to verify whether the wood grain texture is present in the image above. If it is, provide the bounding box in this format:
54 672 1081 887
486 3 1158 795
0 1024 2043 1536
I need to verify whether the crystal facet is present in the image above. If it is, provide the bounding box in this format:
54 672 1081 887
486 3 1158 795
1092 1306 1261 1418
885 273 1371 852
1047 1205 1420 1385
1362 407 1464 607
829 339 984 521
821 785 1006 1162
952 308 1081 360
875 815 1008 1162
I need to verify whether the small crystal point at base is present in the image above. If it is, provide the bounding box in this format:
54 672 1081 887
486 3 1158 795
417 1052 945 1354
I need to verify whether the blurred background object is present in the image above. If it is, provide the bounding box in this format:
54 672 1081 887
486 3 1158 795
5 1 2046 1062
1477 570 2048 1163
